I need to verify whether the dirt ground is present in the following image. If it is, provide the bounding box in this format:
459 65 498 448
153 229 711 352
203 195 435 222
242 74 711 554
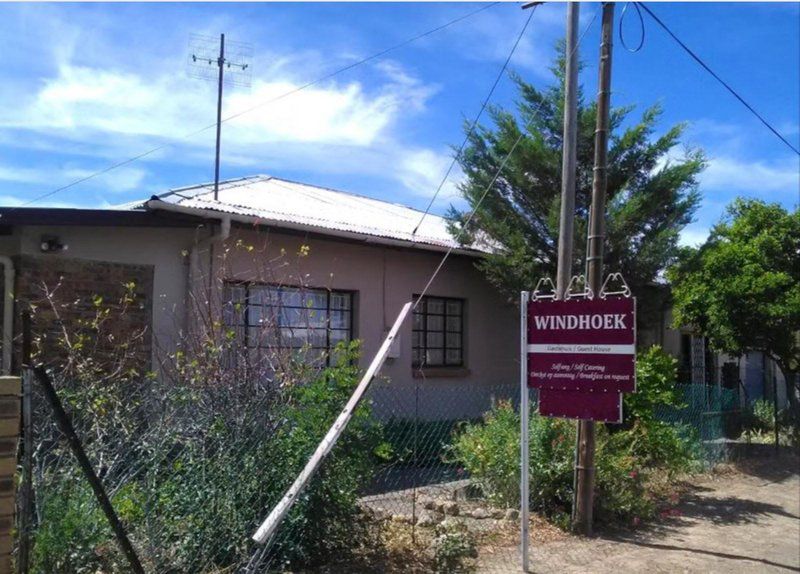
482 451 800 573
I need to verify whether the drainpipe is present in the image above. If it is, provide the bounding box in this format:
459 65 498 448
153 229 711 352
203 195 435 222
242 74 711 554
189 215 231 289
0 256 14 375
185 216 230 340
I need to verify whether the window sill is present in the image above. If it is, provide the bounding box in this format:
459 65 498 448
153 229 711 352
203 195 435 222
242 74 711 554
412 367 471 379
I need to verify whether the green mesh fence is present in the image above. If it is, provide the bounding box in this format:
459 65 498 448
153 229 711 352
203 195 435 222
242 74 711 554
654 384 742 464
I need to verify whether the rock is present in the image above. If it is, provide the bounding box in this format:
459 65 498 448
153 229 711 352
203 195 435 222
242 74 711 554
452 482 482 501
441 517 461 529
504 508 519 521
417 509 444 527
491 508 505 519
434 500 446 513
441 501 460 516
392 513 413 524
420 496 437 510
471 507 492 519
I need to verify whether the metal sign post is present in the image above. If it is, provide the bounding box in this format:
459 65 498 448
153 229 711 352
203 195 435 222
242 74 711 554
519 290 530 573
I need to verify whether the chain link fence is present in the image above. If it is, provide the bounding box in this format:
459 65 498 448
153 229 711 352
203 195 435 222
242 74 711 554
18 358 793 573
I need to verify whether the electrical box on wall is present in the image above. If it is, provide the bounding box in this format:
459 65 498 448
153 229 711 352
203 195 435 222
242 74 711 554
384 330 401 359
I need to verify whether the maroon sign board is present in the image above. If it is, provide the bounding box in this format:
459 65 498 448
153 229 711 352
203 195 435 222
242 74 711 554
538 388 623 423
527 297 636 393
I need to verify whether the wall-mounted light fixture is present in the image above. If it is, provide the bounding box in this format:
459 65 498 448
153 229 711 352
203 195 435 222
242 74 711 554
40 235 68 254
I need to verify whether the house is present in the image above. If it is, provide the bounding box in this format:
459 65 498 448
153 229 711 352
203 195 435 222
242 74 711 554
1 173 788 419
0 175 519 420
642 306 792 410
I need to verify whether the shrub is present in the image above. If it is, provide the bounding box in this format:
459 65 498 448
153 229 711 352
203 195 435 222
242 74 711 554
609 419 703 475
30 340 384 572
430 520 477 573
448 403 520 506
32 477 119 573
625 346 682 424
751 398 776 431
449 344 704 527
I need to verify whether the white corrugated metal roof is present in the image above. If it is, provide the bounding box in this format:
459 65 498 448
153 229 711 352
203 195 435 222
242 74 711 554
135 175 490 255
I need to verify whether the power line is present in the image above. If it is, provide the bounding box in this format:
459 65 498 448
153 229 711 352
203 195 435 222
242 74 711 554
9 2 501 211
411 4 537 236
637 2 800 157
413 4 600 309
412 3 600 237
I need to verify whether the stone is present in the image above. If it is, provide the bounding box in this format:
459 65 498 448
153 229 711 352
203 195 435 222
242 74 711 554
420 496 437 510
491 508 505 519
441 501 460 516
504 508 519 521
471 507 492 519
417 510 444 527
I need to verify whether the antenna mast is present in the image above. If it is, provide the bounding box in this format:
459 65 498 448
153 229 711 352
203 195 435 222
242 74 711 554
189 33 252 200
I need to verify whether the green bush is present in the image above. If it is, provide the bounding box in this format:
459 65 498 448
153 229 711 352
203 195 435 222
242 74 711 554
625 346 683 424
31 342 384 573
450 403 651 523
449 345 704 526
32 477 116 573
751 398 776 431
448 403 520 507
430 520 477 574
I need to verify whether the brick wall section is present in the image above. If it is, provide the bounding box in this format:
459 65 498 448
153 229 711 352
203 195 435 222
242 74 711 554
0 376 19 574
13 255 154 373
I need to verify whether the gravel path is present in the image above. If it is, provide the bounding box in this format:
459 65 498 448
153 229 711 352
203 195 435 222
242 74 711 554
481 452 800 573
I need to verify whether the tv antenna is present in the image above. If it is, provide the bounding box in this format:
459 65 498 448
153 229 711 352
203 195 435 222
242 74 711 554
188 33 253 200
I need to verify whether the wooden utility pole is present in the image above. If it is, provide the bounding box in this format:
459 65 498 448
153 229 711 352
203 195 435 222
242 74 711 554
574 2 615 536
555 1 580 298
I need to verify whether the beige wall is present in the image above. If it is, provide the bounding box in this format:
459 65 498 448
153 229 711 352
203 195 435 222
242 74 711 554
3 224 198 370
217 227 519 419
1 222 519 419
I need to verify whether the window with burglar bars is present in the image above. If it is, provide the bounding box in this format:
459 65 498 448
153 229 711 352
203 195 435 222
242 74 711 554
224 283 353 366
412 295 464 368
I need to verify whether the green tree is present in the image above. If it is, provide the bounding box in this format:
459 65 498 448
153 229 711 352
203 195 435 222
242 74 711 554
668 199 800 404
450 55 705 328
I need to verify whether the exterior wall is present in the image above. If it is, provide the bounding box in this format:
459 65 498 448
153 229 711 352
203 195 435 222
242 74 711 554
14 255 154 371
0 224 197 372
217 227 519 420
0 221 519 420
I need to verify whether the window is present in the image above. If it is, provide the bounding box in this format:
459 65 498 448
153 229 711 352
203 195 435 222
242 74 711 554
224 283 353 366
412 296 464 368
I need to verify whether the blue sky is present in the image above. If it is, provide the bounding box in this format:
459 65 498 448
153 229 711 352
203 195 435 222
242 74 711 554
0 2 797 244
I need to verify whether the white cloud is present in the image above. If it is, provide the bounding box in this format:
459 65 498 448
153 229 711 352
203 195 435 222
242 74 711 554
3 53 435 149
0 161 148 198
0 194 79 209
398 148 461 200
61 166 149 194
0 165 48 185
678 225 710 248
701 156 799 195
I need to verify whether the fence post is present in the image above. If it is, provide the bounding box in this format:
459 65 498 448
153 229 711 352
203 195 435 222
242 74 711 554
773 370 779 455
0 376 20 574
17 310 33 574
519 291 530 573
32 368 145 574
